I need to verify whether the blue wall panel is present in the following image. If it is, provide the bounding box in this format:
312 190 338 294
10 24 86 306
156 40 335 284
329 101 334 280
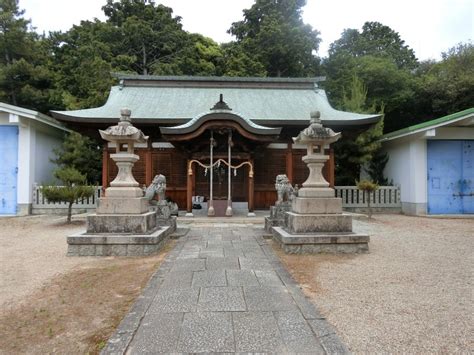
0 125 19 214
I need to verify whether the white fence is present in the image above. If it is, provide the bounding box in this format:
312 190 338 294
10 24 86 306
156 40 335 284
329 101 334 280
32 184 102 210
31 185 401 212
334 186 401 208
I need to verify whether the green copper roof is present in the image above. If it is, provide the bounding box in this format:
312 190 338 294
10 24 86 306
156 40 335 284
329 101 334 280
380 108 474 142
51 75 380 126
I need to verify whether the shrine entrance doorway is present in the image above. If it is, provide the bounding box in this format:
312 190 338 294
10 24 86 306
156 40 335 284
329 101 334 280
160 97 281 216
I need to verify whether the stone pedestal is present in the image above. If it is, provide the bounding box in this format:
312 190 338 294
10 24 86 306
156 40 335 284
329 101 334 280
264 203 292 233
272 197 370 254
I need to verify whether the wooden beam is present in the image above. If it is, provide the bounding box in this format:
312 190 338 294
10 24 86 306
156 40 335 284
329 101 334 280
248 159 254 212
101 144 109 192
186 160 193 213
328 148 335 187
286 143 293 183
145 145 152 186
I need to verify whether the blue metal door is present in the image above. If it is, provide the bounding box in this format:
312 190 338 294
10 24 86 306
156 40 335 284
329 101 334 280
461 141 474 213
0 126 19 214
427 140 474 214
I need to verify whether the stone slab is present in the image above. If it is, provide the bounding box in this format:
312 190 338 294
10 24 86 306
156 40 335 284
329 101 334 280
96 196 149 214
272 226 369 254
298 187 335 198
127 312 184 353
206 256 240 270
292 196 342 214
103 186 143 198
254 270 284 286
285 212 353 233
147 288 199 313
86 211 156 234
192 270 227 287
275 311 325 353
233 311 287 353
239 257 273 271
67 226 172 256
197 286 246 311
159 271 193 289
226 270 260 286
177 312 235 353
244 286 298 311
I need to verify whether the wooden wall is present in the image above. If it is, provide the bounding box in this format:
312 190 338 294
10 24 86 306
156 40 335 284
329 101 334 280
104 146 333 210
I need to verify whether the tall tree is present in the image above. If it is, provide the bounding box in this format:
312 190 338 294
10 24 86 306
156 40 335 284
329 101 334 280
415 42 474 119
323 22 418 132
328 21 418 70
229 0 321 77
102 0 187 75
0 0 55 111
334 75 387 185
48 21 119 109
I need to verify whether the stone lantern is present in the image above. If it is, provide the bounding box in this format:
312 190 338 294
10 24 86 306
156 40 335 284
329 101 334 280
293 111 341 198
67 109 173 257
97 108 149 214
271 111 370 254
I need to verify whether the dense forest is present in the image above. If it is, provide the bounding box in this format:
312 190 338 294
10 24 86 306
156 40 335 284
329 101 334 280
1 0 472 183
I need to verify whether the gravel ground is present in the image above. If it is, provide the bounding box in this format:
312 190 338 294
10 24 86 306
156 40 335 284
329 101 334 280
0 214 100 308
278 214 474 353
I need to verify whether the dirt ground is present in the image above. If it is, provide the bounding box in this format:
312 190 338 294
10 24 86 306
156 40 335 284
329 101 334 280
274 214 474 354
0 215 174 354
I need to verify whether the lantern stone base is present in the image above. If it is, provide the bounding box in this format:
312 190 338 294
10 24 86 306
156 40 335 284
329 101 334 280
291 197 342 214
86 211 157 234
97 196 149 215
272 197 370 254
272 227 369 254
67 226 173 256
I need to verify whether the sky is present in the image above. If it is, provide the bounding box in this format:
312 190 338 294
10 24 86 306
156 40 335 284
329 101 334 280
21 0 473 61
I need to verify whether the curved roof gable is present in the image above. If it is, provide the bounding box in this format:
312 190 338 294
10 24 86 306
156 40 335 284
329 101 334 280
160 109 281 136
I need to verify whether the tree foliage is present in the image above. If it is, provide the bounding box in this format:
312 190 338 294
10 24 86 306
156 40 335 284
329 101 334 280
0 0 56 111
41 167 95 223
334 74 387 185
52 132 102 184
356 179 379 218
0 1 472 187
229 0 321 77
328 22 418 69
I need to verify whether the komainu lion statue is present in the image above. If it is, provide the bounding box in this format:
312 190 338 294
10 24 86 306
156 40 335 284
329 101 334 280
275 174 296 205
145 174 166 203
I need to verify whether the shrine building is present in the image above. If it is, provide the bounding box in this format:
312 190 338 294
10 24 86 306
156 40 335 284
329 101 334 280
51 75 380 215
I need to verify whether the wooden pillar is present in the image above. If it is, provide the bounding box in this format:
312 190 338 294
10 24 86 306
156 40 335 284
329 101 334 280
328 148 335 187
186 160 193 213
101 144 109 191
145 144 152 186
286 143 293 183
248 159 254 212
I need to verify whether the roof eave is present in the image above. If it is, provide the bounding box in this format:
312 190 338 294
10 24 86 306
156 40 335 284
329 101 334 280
380 108 474 142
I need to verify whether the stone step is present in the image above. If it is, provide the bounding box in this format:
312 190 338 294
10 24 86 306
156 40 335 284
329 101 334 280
67 226 173 256
272 226 369 254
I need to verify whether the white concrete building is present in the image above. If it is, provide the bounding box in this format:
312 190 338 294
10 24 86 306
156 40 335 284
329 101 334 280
380 108 474 215
0 102 69 215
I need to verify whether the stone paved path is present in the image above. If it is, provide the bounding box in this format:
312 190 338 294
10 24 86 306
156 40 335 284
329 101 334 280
103 224 349 354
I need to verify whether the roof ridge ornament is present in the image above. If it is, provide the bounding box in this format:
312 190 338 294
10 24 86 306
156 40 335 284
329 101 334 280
210 94 232 111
